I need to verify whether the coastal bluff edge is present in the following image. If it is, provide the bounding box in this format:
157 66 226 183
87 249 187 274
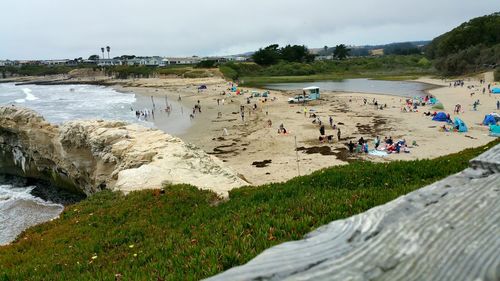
207 144 500 280
0 106 247 197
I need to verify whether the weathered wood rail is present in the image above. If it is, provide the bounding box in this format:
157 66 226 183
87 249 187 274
207 144 500 281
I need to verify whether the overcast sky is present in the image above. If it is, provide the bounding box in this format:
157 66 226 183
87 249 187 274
1 0 499 60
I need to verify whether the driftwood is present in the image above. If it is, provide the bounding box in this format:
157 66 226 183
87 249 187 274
207 144 500 281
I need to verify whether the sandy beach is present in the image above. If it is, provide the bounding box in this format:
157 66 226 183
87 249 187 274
107 74 499 186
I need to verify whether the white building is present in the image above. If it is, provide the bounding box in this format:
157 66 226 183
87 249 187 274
97 59 123 66
164 57 201 65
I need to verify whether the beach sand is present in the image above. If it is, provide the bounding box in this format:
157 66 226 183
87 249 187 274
117 74 499 186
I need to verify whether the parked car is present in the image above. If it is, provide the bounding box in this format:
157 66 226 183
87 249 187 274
288 95 309 103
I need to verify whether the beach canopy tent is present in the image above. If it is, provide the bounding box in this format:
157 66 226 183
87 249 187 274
490 125 500 137
303 86 320 100
454 117 468 132
492 88 500 94
429 97 438 104
432 112 449 122
483 114 498 126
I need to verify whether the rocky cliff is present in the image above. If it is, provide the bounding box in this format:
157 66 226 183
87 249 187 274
0 106 247 196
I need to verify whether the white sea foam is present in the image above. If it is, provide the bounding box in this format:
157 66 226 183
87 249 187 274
0 184 64 245
25 92 39 101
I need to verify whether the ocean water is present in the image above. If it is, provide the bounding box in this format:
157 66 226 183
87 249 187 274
0 83 192 135
0 83 191 245
265 79 434 97
0 181 63 245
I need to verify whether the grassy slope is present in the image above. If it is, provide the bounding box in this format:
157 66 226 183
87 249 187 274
0 140 498 281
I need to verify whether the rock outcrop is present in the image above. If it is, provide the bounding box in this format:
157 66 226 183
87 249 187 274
207 144 500 281
0 106 247 196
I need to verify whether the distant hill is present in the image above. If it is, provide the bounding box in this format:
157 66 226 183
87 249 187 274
313 41 431 57
425 12 500 75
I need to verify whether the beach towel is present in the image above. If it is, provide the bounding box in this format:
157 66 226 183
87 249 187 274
369 150 388 157
492 88 500 94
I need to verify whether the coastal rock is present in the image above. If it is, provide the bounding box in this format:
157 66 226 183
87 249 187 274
0 106 247 196
206 144 500 281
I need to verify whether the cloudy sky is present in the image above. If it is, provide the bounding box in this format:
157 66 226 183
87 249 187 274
1 0 499 59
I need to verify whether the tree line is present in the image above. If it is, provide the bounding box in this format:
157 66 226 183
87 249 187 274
252 44 351 66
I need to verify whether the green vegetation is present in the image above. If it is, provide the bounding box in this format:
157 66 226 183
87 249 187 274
220 55 434 86
0 65 76 76
426 13 500 75
1 140 497 281
104 65 216 79
252 44 315 66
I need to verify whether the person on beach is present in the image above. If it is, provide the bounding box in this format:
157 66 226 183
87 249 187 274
304 107 307 117
348 141 355 153
319 125 325 136
337 128 341 141
329 116 333 127
374 136 380 149
241 111 245 122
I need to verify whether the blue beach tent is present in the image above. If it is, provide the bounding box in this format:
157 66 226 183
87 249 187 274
432 112 449 122
492 88 500 94
483 114 497 126
454 117 468 132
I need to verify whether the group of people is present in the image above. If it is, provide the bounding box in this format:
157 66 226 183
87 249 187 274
346 136 410 154
317 115 341 143
134 109 154 121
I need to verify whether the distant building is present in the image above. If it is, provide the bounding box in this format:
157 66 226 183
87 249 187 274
97 59 123 66
315 55 334 61
164 57 202 65
370 49 384 56
0 60 13 67
41 60 69 66
126 56 166 66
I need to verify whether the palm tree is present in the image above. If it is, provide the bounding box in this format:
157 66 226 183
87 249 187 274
106 46 110 59
333 44 350 60
101 47 105 59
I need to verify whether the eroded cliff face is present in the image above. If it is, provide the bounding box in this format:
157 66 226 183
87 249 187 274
0 106 247 197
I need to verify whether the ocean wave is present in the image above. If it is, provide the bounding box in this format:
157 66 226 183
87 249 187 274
0 184 64 245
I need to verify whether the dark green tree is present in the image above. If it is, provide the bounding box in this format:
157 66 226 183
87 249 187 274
333 44 350 60
88 55 100 61
252 44 281 65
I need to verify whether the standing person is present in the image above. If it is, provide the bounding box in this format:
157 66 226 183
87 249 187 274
348 141 355 153
329 116 333 127
375 136 380 149
241 110 245 122
497 100 500 110
217 98 220 106
319 125 325 136
304 107 307 117
337 128 341 141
